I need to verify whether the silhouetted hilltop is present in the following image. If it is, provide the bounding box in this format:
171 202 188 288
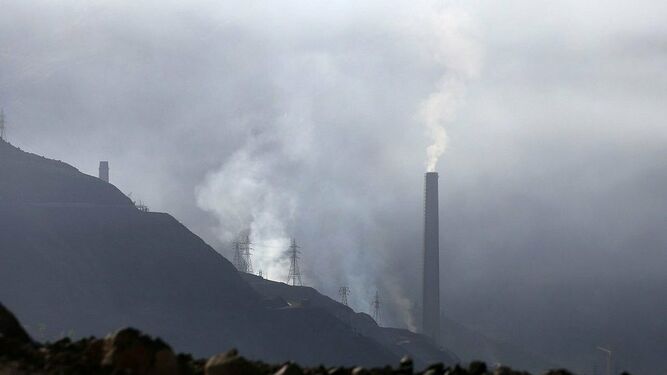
0 139 131 205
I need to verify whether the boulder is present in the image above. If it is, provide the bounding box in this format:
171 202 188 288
205 350 261 375
101 327 178 375
398 356 413 374
0 303 32 343
275 363 303 375
543 371 573 375
494 366 513 375
425 362 445 374
351 366 369 375
0 302 42 373
468 361 487 375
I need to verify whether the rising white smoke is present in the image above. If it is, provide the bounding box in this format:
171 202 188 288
194 1 483 328
419 6 482 172
195 105 313 282
195 145 296 282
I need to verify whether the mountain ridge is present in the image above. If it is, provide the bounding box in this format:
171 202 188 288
0 139 448 368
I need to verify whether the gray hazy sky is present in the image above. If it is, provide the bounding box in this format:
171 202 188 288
1 1 666 369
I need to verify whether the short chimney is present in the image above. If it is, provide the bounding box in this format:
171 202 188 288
99 161 109 182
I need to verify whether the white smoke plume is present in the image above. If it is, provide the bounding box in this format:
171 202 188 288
195 145 296 282
195 107 313 282
419 6 483 172
194 1 483 328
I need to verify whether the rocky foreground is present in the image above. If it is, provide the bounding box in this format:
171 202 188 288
0 303 619 375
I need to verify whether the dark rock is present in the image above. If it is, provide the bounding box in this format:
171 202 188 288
493 366 512 375
351 366 369 375
0 303 32 343
446 364 469 375
0 362 28 375
425 362 445 374
41 336 105 373
543 370 573 375
0 303 41 373
176 353 201 375
308 365 329 375
205 350 261 375
276 363 304 375
399 356 413 374
101 327 178 375
468 361 487 375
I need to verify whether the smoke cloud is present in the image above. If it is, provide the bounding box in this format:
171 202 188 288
419 7 482 172
195 147 297 281
195 105 312 281
191 2 483 311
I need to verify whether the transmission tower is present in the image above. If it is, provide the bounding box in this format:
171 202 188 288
339 287 350 306
371 290 380 324
232 234 253 273
232 241 246 272
240 234 253 274
0 110 6 141
286 238 303 286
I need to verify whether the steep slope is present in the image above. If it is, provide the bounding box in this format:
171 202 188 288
0 205 256 345
241 272 559 373
241 273 459 369
0 139 397 367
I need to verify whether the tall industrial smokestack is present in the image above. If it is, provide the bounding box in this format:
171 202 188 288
99 161 109 182
422 172 440 343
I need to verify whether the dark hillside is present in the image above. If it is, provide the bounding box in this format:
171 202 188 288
0 139 131 205
242 267 558 373
0 140 404 366
0 205 257 343
241 273 459 369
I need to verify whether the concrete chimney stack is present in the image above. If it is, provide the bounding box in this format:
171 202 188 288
422 172 440 343
99 161 109 182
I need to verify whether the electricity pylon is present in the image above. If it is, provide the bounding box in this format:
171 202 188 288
339 286 350 306
232 234 253 273
286 238 303 286
371 290 380 324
